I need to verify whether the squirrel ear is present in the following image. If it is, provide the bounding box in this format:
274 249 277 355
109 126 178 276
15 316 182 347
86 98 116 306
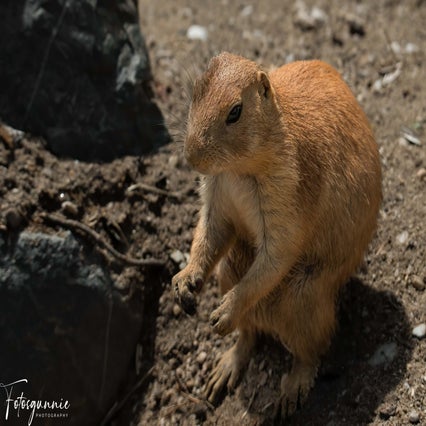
258 71 271 98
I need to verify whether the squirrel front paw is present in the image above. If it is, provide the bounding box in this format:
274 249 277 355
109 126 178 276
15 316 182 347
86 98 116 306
210 291 238 336
172 268 204 315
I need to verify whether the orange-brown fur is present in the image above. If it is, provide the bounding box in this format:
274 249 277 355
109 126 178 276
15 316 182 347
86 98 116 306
172 52 382 419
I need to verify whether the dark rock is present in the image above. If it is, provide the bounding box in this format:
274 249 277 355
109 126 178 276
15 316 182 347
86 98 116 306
5 208 24 230
0 231 143 425
0 0 169 162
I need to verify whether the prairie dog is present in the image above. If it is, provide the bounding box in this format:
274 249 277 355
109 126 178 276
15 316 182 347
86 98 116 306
172 52 382 419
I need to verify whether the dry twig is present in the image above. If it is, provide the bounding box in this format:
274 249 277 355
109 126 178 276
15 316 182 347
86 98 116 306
126 182 181 200
241 388 258 420
40 213 165 267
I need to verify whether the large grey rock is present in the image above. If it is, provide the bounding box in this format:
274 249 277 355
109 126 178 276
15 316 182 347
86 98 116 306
0 0 168 161
0 231 143 425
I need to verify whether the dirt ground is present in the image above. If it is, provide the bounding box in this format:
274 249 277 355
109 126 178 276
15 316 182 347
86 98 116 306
1 0 425 425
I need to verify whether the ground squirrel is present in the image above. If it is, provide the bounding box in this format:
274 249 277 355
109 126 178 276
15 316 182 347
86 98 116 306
172 52 382 419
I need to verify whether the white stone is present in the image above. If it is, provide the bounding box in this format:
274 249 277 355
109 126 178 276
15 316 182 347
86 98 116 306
396 230 409 245
186 25 208 41
241 5 253 17
409 409 420 424
170 249 185 264
412 323 426 339
405 43 419 54
311 6 327 24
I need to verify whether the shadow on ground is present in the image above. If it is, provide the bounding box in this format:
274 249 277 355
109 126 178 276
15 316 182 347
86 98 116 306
235 278 413 425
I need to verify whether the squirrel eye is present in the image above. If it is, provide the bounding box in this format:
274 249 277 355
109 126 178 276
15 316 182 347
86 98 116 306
226 104 242 125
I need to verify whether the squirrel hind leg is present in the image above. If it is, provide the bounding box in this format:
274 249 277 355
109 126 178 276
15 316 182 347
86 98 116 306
273 267 343 420
274 357 319 421
205 328 256 404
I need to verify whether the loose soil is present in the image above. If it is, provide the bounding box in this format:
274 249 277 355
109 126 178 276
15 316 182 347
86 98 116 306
1 0 425 425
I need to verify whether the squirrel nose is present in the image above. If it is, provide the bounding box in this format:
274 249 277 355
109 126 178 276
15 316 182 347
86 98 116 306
184 134 202 168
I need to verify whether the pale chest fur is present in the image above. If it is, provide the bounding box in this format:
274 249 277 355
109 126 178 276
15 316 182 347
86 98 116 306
205 173 264 245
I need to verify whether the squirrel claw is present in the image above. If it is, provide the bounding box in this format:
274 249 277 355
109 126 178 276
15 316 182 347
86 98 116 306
210 292 237 336
172 269 204 316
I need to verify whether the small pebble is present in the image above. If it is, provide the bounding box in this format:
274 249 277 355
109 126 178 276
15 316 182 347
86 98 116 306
170 249 185 264
196 351 207 364
409 409 420 424
161 388 174 405
405 43 419 54
176 367 184 378
412 323 426 339
189 364 198 375
410 275 425 291
391 41 401 55
180 7 193 19
186 379 194 390
416 168 426 180
396 230 409 245
372 78 383 93
294 2 327 31
168 357 179 369
5 208 23 229
150 381 161 402
241 5 253 17
186 25 208 41
168 154 179 168
172 303 182 317
311 7 328 24
61 200 79 216
379 404 396 419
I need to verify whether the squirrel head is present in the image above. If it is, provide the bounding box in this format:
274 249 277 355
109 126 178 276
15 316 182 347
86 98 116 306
184 52 277 175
